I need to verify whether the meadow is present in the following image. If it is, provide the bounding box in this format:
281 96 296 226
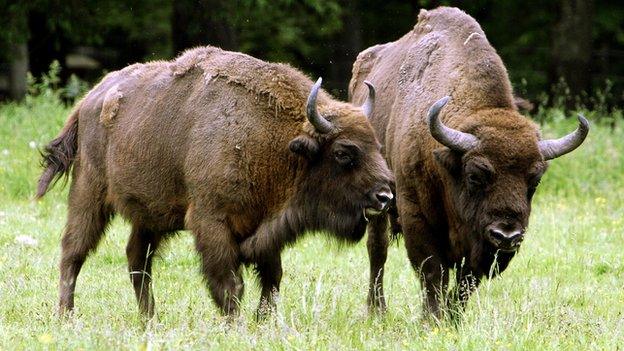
1 87 623 349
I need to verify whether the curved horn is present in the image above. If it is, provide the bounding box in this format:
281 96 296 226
306 77 334 134
539 114 589 160
362 80 375 118
428 96 478 152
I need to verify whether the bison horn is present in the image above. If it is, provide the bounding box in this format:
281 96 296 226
538 114 589 160
306 77 334 134
362 80 375 118
428 96 479 152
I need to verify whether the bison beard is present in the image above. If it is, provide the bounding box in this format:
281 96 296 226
349 7 588 320
37 46 393 320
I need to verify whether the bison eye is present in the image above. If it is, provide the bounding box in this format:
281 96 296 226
332 141 361 169
467 173 484 187
334 149 354 167
463 158 494 190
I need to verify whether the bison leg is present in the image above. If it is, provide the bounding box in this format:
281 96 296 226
366 214 389 314
414 256 448 321
401 214 449 320
58 169 112 316
189 214 244 317
448 269 481 320
126 226 162 318
254 255 283 321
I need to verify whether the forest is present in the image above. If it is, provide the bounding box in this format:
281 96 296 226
2 0 623 110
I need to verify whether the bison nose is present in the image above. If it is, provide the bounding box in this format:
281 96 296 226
376 192 393 204
487 228 524 248
375 191 393 210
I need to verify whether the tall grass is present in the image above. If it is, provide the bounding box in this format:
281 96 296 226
0 75 622 349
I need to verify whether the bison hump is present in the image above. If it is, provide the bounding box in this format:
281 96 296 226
169 46 320 117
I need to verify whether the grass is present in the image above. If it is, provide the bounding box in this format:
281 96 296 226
1 94 623 350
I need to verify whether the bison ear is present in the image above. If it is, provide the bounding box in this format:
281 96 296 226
433 147 461 175
289 135 320 159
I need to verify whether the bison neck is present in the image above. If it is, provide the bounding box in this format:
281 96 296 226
245 195 368 260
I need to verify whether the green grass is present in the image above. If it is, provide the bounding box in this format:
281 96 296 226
1 95 623 350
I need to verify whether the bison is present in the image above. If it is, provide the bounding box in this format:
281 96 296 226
37 46 393 319
349 7 588 319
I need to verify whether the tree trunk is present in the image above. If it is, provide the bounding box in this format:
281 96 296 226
552 0 594 103
9 42 29 100
329 1 363 99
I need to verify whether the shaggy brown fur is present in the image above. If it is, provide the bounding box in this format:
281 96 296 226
349 7 586 318
38 46 393 319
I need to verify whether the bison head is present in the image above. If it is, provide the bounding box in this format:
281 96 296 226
428 96 588 252
288 78 394 241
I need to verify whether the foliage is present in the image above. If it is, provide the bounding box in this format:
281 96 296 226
234 0 343 65
24 60 89 105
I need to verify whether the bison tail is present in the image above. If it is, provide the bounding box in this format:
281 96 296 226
36 107 80 199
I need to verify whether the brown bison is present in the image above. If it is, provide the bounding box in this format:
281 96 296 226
349 7 588 318
38 46 393 319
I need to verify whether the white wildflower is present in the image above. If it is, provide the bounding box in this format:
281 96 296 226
15 235 38 247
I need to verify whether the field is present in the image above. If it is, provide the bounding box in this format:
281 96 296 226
1 93 623 350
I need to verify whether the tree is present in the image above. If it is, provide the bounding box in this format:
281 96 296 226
1 2 31 100
552 0 595 103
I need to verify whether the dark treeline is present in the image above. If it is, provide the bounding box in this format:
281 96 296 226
1 0 623 110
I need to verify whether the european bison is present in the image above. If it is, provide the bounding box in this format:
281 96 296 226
349 7 588 318
38 46 393 319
